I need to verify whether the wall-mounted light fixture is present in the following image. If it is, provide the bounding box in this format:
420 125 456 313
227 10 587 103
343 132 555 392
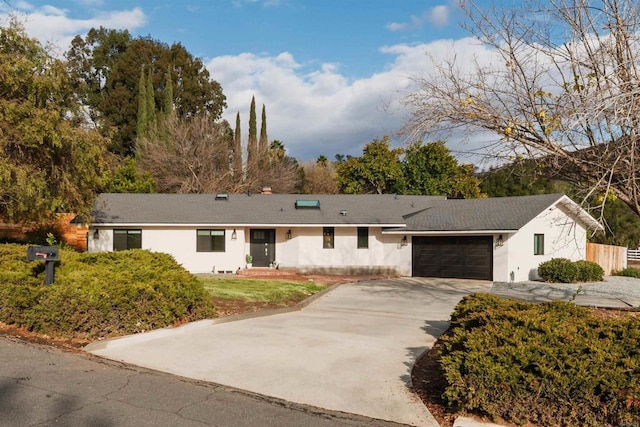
285 229 292 240
401 235 408 247
93 229 99 240
497 234 504 247
231 229 237 240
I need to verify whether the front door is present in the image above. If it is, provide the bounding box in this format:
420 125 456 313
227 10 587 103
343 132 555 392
250 229 276 267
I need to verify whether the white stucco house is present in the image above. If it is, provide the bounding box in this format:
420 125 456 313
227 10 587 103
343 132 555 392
87 192 602 282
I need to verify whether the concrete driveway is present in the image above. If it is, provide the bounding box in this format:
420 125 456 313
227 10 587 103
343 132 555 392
86 278 491 426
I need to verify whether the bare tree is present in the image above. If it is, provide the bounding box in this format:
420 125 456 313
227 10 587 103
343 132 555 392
403 0 640 219
137 113 233 193
301 161 339 194
243 141 302 193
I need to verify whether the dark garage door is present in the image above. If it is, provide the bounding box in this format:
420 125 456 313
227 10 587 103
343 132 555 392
412 236 493 280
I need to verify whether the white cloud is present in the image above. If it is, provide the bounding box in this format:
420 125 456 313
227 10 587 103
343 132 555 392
387 4 450 32
1 6 146 56
73 0 105 6
207 37 495 161
427 5 449 27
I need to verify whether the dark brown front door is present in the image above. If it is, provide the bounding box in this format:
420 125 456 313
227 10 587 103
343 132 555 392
412 236 493 280
250 229 276 267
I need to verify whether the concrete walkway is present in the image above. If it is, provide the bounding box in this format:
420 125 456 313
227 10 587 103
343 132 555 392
86 278 491 427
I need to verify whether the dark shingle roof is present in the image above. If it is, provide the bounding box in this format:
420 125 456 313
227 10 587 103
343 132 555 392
401 193 565 231
91 192 600 231
91 193 444 226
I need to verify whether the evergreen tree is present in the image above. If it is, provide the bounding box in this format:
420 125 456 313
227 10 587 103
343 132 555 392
163 65 173 115
146 67 157 133
259 104 268 154
247 95 257 165
234 112 242 179
136 67 147 139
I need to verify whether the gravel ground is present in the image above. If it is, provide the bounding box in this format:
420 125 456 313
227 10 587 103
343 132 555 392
492 276 640 307
580 276 640 299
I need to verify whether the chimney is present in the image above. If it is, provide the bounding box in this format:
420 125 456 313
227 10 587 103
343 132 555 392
261 186 272 195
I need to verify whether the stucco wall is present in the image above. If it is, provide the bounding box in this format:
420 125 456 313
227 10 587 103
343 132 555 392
88 226 410 275
89 227 248 273
497 204 587 282
277 226 409 275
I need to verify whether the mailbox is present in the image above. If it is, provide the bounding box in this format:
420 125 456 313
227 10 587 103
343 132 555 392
27 246 60 262
26 246 59 285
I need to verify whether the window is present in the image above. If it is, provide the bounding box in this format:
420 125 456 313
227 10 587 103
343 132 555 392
323 227 334 249
534 234 544 255
197 229 226 252
113 229 142 251
357 227 368 249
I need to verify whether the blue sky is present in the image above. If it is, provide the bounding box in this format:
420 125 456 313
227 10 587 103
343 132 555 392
1 0 494 162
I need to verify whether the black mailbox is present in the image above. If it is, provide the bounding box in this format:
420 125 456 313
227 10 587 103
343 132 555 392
26 246 59 285
27 246 60 262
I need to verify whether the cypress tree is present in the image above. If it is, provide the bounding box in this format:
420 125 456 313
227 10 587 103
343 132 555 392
259 104 268 154
163 65 173 116
234 112 243 178
136 67 147 139
247 95 257 165
146 67 157 133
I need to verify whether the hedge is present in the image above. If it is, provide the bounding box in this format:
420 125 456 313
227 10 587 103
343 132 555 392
538 258 604 283
438 293 640 426
0 244 216 339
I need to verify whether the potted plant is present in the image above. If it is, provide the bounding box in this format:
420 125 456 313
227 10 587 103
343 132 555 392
245 254 253 268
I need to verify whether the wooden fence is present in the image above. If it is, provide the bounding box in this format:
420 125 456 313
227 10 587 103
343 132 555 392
586 242 627 275
0 213 88 251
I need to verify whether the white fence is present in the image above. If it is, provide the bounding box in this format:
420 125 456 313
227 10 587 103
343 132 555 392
629 248 640 261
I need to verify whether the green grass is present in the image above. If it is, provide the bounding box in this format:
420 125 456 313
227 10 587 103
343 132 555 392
198 277 326 302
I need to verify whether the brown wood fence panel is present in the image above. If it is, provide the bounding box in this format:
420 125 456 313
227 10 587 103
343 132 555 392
586 242 627 275
0 214 87 251
55 213 88 252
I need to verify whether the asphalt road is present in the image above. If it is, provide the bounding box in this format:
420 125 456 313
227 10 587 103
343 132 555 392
0 336 406 427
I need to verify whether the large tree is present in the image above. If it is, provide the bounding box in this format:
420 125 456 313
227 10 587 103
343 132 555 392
400 141 482 198
233 112 243 181
247 95 257 165
403 0 640 220
66 27 226 155
0 22 111 222
335 136 404 194
259 104 268 154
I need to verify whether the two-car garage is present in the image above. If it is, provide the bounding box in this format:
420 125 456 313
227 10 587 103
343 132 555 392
412 236 493 281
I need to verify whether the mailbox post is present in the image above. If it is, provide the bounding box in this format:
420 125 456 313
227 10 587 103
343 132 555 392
26 246 59 285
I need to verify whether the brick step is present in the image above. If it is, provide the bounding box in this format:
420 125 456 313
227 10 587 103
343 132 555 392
237 267 296 277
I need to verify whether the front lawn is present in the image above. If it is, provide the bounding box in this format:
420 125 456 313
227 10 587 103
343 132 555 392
198 277 326 302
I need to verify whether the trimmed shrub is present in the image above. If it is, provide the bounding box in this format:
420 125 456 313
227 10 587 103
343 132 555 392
537 258 577 283
614 267 640 279
538 258 604 283
0 244 216 339
574 260 604 282
439 293 640 426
